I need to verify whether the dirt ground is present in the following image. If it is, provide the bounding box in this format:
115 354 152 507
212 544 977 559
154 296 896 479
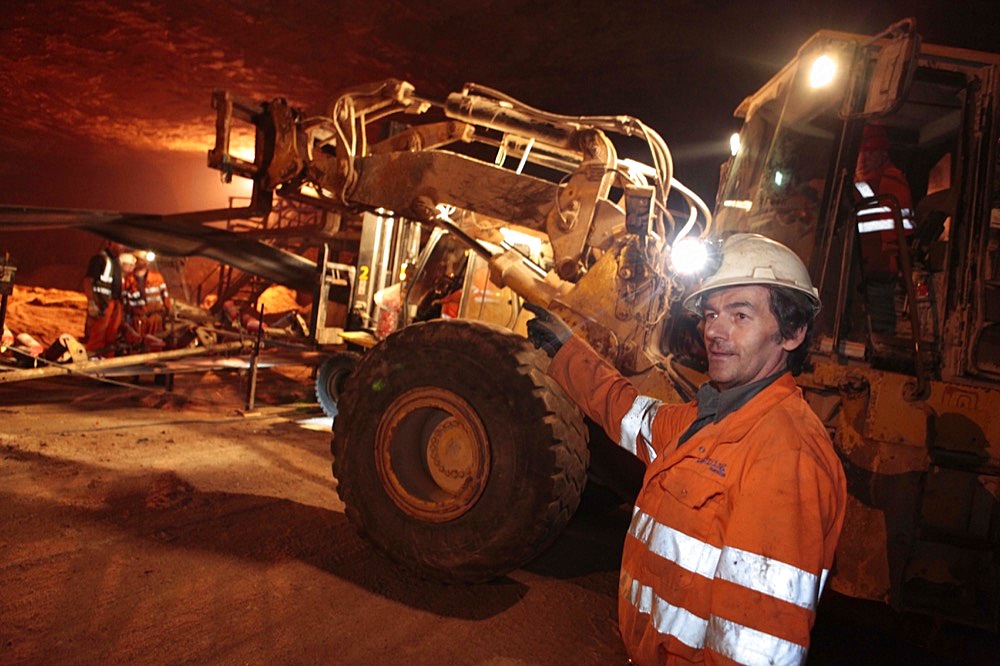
1 286 628 664
0 367 632 665
2 287 999 665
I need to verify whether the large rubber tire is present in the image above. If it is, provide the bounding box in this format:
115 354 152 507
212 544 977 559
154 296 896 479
331 319 588 583
315 351 361 419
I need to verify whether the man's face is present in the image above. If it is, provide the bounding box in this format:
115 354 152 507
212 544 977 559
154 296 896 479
701 285 803 391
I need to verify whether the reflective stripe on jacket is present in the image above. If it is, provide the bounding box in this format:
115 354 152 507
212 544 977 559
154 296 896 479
855 164 913 275
90 251 116 300
549 336 846 665
123 274 143 309
854 180 914 233
124 271 170 312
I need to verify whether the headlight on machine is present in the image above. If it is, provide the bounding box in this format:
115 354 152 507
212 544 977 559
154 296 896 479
808 54 837 88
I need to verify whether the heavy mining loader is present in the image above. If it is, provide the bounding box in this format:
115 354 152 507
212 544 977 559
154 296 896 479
205 75 716 584
201 17 1000 629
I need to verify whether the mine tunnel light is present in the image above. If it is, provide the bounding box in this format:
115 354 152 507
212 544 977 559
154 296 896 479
729 132 740 157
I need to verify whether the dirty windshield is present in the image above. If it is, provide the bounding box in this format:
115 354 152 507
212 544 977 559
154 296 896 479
405 231 469 322
715 37 853 267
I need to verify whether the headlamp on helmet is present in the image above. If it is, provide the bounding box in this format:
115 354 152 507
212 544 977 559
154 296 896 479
682 233 820 315
669 237 713 275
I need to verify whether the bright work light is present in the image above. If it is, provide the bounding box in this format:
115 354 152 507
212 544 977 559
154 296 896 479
670 237 710 275
808 54 837 88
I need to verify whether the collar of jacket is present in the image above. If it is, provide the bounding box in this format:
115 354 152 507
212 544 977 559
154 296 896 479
688 373 801 446
695 371 785 425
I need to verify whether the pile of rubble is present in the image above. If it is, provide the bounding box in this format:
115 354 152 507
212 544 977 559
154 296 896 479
1 285 88 362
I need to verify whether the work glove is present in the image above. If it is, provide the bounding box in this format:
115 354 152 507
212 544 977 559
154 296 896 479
523 301 573 358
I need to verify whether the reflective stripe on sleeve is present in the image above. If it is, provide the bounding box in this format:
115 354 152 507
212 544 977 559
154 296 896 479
716 546 823 610
630 508 721 579
623 573 708 649
707 615 807 666
619 395 662 461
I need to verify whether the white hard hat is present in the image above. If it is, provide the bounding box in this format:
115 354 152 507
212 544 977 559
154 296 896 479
682 233 820 314
119 253 136 266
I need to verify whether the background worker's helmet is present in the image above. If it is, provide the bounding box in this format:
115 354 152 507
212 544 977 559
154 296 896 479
682 233 820 315
118 253 136 267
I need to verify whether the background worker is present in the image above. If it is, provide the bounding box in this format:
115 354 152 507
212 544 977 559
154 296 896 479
854 124 913 232
116 251 138 345
124 252 172 339
525 233 846 665
854 124 914 333
82 241 127 357
118 251 137 285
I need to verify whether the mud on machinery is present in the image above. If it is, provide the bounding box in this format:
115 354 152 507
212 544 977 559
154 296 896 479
5 18 996 631
207 67 717 582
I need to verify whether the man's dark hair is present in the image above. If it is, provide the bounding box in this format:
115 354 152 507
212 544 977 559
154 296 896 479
768 287 816 375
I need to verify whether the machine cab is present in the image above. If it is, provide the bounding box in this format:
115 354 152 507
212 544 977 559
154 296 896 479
714 19 1000 628
715 19 1000 387
331 210 545 345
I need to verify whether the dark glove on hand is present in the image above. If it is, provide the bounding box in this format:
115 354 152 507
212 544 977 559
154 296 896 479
523 301 573 358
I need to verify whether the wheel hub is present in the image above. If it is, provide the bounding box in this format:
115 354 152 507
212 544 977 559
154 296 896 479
376 387 491 522
426 416 478 493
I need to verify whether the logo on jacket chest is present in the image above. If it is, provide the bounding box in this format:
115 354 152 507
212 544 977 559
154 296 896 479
695 456 728 478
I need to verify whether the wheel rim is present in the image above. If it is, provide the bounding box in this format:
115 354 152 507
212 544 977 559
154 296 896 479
375 386 491 522
323 367 350 401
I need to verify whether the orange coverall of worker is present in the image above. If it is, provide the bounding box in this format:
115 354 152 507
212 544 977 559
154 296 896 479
855 125 913 276
124 262 172 338
547 285 846 665
82 243 125 356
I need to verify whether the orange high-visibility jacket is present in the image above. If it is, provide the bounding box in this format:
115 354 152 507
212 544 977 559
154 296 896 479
549 336 846 665
857 162 914 275
124 271 171 313
85 250 121 308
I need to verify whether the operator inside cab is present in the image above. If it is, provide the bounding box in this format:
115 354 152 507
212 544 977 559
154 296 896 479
853 124 914 335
